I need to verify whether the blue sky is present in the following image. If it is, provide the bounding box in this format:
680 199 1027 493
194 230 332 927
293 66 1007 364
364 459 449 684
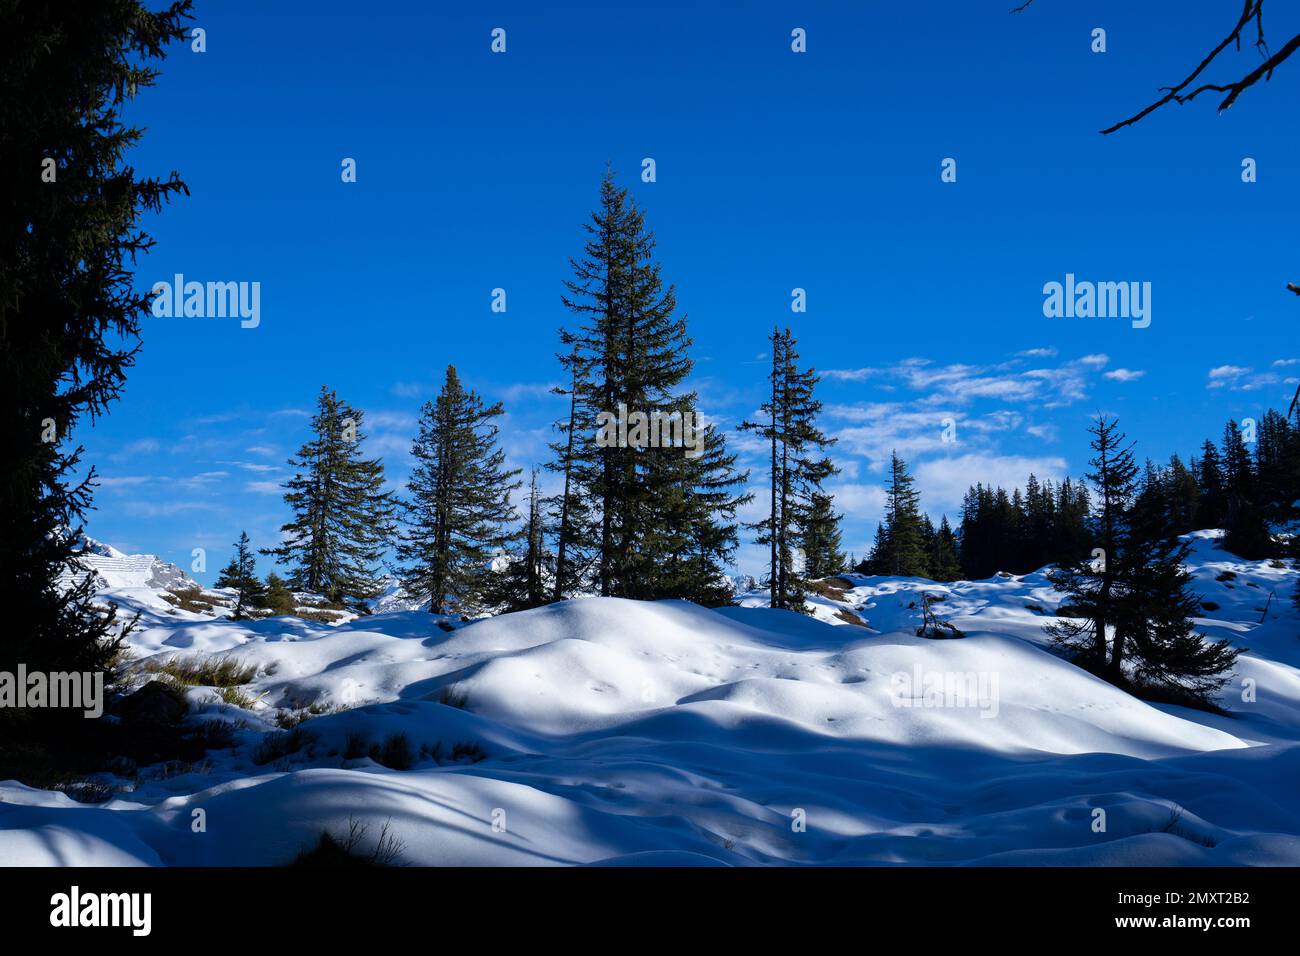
78 0 1300 582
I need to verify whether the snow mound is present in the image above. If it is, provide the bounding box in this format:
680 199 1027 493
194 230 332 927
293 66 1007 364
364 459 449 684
3 536 1298 867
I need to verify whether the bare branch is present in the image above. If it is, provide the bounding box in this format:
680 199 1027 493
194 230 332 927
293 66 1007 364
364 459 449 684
1101 1 1300 133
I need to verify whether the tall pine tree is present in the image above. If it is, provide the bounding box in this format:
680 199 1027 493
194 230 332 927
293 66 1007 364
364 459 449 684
264 387 395 608
1047 416 1137 669
550 169 748 604
395 366 521 615
870 452 929 577
740 327 837 609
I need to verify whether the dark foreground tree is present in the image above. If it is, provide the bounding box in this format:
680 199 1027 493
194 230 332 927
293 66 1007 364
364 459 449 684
215 532 265 620
0 1 191 766
395 366 521 615
263 387 395 608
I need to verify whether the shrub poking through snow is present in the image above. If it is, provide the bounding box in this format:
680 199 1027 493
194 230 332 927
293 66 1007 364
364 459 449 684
290 818 405 867
275 702 335 729
146 655 256 688
439 685 470 710
216 686 255 709
251 728 315 766
915 593 965 639
161 587 227 614
374 732 414 770
451 741 487 763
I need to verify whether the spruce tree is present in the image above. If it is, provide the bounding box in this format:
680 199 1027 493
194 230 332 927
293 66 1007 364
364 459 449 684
929 515 962 582
638 418 751 606
1050 415 1239 703
547 345 599 601
260 572 296 616
1120 464 1240 696
487 468 551 612
215 531 264 620
1 0 192 764
1052 477 1092 566
740 327 836 608
1194 439 1226 528
395 366 521 615
263 387 395 608
873 452 929 577
1221 420 1273 558
862 523 889 575
802 492 846 580
1047 416 1138 669
551 170 748 603
1165 454 1201 535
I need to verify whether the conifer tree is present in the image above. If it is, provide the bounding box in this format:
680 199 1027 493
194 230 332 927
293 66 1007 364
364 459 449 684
637 418 751 605
1221 420 1273 558
1047 416 1137 669
1120 461 1240 695
259 572 296 616
1194 439 1227 528
547 341 600 601
1050 416 1239 703
1052 477 1092 566
263 387 395 608
929 515 962 582
740 327 836 608
802 492 846 580
215 531 264 620
1 0 192 761
395 366 521 615
1165 454 1201 535
488 468 550 612
551 170 748 603
871 452 929 577
1254 409 1298 527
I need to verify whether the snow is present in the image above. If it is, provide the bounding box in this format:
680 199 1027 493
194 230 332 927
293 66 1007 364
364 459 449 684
3 531 1298 866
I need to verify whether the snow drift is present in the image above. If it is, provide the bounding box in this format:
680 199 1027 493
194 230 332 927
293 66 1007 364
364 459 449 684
2 530 1298 866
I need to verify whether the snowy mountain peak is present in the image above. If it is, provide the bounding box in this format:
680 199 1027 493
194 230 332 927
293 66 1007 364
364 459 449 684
62 534 198 593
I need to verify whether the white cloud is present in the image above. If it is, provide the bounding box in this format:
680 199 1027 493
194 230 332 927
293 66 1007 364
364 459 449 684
1206 365 1280 391
1103 368 1145 382
913 453 1069 512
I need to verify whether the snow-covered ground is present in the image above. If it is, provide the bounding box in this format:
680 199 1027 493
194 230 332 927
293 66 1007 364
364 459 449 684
3 530 1298 866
